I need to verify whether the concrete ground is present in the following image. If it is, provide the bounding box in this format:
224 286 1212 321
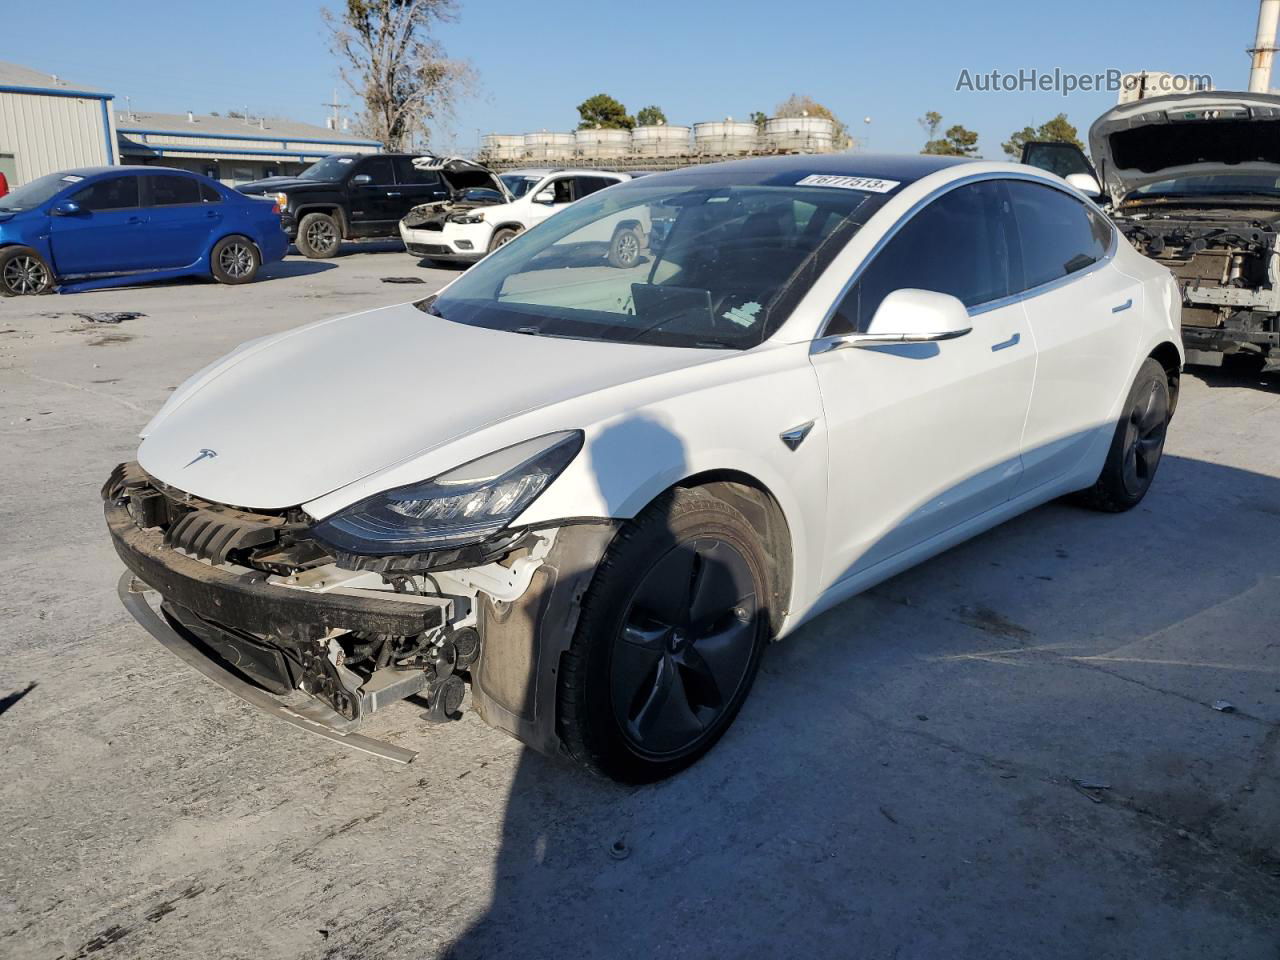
0 243 1277 960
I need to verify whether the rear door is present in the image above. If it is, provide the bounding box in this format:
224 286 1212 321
346 155 398 235
141 173 220 268
392 157 449 218
48 174 146 275
1005 179 1144 494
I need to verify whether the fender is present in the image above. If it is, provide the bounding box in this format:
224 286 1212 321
293 203 348 237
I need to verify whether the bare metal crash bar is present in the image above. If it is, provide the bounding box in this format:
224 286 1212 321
118 572 418 765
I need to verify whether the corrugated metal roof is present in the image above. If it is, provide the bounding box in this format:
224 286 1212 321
116 111 378 146
0 60 108 95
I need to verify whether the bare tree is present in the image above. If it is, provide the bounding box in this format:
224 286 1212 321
324 0 475 151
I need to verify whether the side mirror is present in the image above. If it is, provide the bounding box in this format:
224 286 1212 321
819 289 972 352
1065 172 1104 199
350 173 373 186
51 200 81 216
533 189 555 205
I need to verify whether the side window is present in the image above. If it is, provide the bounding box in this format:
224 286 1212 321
574 176 614 198
70 176 139 211
357 156 395 185
830 180 1016 333
393 157 442 186
1006 181 1110 291
146 174 201 207
199 181 221 203
551 178 575 204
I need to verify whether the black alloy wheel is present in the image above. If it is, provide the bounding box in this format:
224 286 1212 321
611 537 758 757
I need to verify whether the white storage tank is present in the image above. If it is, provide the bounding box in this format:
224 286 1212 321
523 131 576 161
480 133 524 161
574 127 631 157
693 120 759 156
631 124 691 155
765 115 835 153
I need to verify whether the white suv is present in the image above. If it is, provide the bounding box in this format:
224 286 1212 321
400 166 631 265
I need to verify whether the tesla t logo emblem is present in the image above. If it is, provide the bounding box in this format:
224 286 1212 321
184 448 218 468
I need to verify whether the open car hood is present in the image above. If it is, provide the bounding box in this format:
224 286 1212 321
1091 91 1280 204
414 156 511 201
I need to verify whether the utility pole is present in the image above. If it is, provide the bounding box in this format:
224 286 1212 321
1249 0 1280 92
322 88 347 130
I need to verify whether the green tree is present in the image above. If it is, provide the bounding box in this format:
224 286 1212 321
919 111 980 157
635 105 667 126
775 94 851 149
749 110 768 132
1002 113 1084 158
323 0 475 151
576 93 634 130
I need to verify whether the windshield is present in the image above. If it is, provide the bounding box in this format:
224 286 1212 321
298 156 358 182
1130 173 1280 200
500 174 541 199
0 171 80 212
425 175 879 349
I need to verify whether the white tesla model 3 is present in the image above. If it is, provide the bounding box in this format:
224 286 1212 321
104 155 1183 782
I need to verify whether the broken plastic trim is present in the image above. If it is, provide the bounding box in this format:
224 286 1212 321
118 573 418 764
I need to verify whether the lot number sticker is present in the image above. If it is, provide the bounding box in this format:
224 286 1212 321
796 174 901 193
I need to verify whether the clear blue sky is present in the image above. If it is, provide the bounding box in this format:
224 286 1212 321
4 0 1265 156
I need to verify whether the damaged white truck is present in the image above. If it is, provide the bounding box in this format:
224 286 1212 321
105 155 1183 782
1024 90 1280 369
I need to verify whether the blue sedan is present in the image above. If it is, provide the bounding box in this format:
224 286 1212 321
0 166 289 296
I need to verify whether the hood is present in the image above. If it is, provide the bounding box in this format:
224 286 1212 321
1090 91 1280 203
137 301 724 510
236 177 323 196
415 156 511 201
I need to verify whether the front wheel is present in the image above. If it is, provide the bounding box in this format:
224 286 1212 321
558 487 771 783
608 226 643 268
488 226 520 253
210 235 260 284
0 246 54 296
1076 357 1171 512
296 212 341 258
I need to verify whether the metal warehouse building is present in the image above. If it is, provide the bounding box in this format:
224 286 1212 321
116 111 380 185
0 62 117 187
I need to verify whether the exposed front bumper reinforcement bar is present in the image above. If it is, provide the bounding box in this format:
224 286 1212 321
118 572 419 765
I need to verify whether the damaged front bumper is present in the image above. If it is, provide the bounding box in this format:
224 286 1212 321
103 464 619 764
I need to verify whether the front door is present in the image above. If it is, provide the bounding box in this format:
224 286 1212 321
527 176 576 226
346 156 398 235
48 174 146 275
812 179 1037 586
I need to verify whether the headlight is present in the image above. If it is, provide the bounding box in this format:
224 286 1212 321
274 192 288 208
312 431 583 555
448 210 485 224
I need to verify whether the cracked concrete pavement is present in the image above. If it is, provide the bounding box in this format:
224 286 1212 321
0 243 1277 959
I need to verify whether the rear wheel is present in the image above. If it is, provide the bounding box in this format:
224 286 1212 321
1077 357 1170 512
210 235 260 284
488 226 520 253
608 226 642 268
558 487 770 783
0 246 53 296
296 212 341 258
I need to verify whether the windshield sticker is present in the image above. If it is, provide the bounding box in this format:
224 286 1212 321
796 174 900 193
61 175 84 183
723 301 762 328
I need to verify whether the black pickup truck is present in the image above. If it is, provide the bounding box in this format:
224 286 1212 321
237 153 449 258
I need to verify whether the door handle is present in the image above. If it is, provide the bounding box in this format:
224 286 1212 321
1111 298 1134 313
205 210 221 219
991 332 1020 352
386 191 401 197
126 216 146 225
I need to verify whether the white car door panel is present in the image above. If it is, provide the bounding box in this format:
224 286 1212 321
812 178 1036 589
1004 181 1145 494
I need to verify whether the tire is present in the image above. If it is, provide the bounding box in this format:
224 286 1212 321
296 212 341 258
558 487 771 783
608 226 643 268
1076 357 1171 512
488 226 520 253
210 235 261 285
0 246 53 296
